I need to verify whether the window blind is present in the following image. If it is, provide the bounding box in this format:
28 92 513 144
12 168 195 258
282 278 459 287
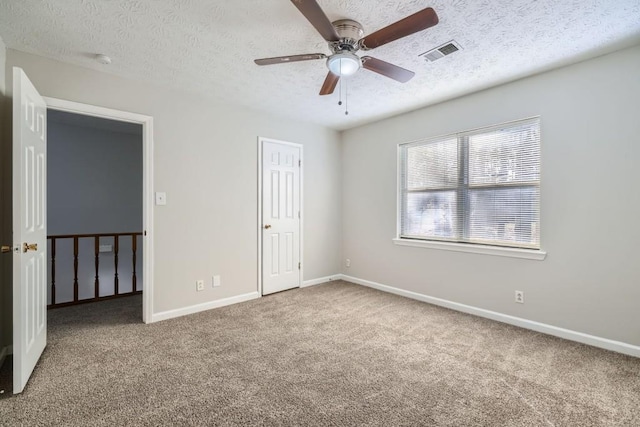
400 118 541 249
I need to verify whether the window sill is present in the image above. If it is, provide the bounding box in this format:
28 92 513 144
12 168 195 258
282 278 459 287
392 238 547 260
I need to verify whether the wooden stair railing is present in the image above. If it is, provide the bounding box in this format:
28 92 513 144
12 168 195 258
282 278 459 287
47 232 143 308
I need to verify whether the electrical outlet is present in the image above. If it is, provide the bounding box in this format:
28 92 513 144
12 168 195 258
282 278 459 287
346 259 351 268
213 275 221 287
196 280 205 292
515 290 524 304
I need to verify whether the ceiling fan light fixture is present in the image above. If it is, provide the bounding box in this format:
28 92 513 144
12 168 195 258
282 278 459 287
327 52 361 77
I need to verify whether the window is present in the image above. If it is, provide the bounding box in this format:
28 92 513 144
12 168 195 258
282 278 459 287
399 118 541 250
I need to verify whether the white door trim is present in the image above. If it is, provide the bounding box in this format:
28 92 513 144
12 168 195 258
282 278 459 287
43 96 155 324
257 137 303 296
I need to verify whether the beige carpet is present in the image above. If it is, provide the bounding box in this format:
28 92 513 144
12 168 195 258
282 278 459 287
0 280 638 426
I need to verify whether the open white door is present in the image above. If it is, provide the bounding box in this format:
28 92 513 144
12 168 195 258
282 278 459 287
261 139 301 295
12 67 47 394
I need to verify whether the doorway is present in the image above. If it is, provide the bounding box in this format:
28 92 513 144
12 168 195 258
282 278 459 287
47 109 141 310
44 97 154 322
258 137 303 296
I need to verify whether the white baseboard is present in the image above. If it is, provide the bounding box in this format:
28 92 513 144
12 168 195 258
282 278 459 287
151 292 261 323
340 274 640 358
301 275 342 288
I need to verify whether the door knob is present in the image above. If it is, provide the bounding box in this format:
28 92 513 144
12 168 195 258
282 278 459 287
1 245 12 253
264 224 272 229
23 243 38 253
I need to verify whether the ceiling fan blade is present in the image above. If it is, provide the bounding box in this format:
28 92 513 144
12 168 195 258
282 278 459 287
359 7 439 50
290 0 340 42
320 72 339 95
361 56 415 83
254 53 326 66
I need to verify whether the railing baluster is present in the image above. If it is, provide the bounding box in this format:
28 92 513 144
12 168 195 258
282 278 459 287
47 232 142 309
51 237 56 305
73 236 79 303
94 236 100 300
132 234 137 293
114 235 119 296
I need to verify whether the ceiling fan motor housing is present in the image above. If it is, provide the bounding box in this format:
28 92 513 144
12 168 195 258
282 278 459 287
330 19 364 53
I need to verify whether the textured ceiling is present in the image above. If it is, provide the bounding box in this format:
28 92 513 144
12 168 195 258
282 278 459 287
1 0 639 130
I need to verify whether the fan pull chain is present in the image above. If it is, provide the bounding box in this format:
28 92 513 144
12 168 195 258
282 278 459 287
345 78 349 116
338 59 343 106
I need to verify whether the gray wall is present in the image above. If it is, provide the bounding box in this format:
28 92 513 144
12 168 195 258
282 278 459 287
47 118 142 235
341 44 640 346
5 49 343 315
47 117 143 303
0 37 4 95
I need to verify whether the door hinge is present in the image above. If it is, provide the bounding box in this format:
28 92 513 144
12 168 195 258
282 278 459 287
298 262 301 270
298 160 301 167
298 211 300 219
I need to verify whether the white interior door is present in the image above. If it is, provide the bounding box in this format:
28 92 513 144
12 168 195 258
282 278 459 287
262 140 301 295
12 67 47 394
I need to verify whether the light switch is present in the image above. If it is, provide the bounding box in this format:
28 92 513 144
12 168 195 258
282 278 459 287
155 192 167 205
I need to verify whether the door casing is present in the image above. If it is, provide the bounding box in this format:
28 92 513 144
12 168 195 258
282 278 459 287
43 97 155 323
257 137 303 296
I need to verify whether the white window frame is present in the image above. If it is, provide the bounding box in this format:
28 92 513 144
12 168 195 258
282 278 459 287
395 117 546 261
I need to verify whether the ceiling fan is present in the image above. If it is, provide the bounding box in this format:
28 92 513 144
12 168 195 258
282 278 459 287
254 0 439 96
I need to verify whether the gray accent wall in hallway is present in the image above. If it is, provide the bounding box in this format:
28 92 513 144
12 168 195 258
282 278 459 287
47 114 142 235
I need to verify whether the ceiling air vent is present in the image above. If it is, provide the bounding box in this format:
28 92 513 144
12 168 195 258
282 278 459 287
419 41 462 62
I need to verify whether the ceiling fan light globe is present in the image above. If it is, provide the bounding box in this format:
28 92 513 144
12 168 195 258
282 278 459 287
327 53 361 77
